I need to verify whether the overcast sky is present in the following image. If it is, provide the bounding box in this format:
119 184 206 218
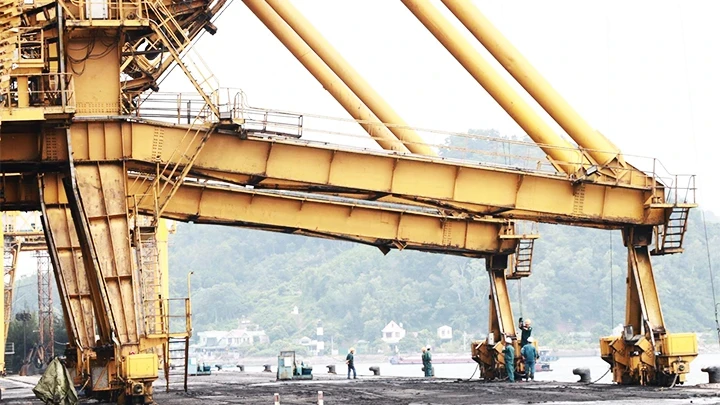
171 0 716 214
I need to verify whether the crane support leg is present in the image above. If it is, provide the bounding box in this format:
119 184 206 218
600 227 697 386
65 161 157 401
39 173 100 384
471 255 526 381
40 162 157 402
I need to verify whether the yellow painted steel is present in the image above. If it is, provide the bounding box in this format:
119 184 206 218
39 176 97 351
480 257 518 380
157 218 170 328
0 0 700 392
2 170 519 256
243 0 410 153
122 353 159 380
73 163 140 347
598 229 696 385
263 0 434 156
128 179 518 256
626 245 665 333
1 120 668 226
68 34 121 116
399 0 584 174
441 0 621 168
0 0 20 94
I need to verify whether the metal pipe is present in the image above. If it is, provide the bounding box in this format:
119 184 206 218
243 0 409 153
57 1 67 107
262 0 434 156
442 0 621 167
401 0 584 174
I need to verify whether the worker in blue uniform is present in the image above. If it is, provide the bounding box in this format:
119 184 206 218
346 347 356 379
521 337 539 381
503 337 515 382
422 346 433 377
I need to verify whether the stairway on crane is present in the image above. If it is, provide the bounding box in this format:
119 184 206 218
652 205 692 256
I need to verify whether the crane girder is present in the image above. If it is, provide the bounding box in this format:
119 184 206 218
2 172 520 257
1 119 669 228
127 177 518 257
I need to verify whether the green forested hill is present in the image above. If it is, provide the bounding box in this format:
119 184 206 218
167 130 720 353
168 212 719 352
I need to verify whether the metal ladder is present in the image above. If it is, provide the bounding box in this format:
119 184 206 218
145 0 219 116
165 336 189 393
652 206 691 255
135 222 163 335
0 0 21 93
506 237 535 280
138 0 222 221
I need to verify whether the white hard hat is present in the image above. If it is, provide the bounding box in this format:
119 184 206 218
505 337 512 344
527 337 535 343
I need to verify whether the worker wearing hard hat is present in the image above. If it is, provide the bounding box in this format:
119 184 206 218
520 337 539 381
519 318 533 346
502 337 516 382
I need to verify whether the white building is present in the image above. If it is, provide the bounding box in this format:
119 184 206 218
197 331 228 347
437 325 453 340
195 320 269 349
381 321 406 344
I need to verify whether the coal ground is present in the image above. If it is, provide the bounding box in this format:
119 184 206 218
3 371 720 404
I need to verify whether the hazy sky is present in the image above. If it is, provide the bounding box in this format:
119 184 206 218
168 0 716 214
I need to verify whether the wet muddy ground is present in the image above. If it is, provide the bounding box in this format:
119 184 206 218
2 371 720 404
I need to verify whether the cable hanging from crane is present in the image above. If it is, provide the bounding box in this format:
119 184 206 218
678 5 720 350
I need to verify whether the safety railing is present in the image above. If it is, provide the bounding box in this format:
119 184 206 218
144 297 191 337
63 0 146 22
130 90 304 138
0 72 75 113
647 158 697 206
239 107 304 139
16 27 43 64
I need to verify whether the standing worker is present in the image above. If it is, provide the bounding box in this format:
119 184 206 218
521 337 539 381
519 318 533 346
421 347 428 376
346 348 357 379
423 346 433 377
502 337 515 382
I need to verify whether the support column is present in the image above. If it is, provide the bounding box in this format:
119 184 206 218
39 173 97 383
243 0 410 153
400 0 585 174
600 227 696 386
441 0 622 168
262 0 435 156
471 255 521 381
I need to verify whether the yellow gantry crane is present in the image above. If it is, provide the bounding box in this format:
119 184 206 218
0 0 697 403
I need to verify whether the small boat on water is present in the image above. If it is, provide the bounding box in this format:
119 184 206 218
535 349 559 372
